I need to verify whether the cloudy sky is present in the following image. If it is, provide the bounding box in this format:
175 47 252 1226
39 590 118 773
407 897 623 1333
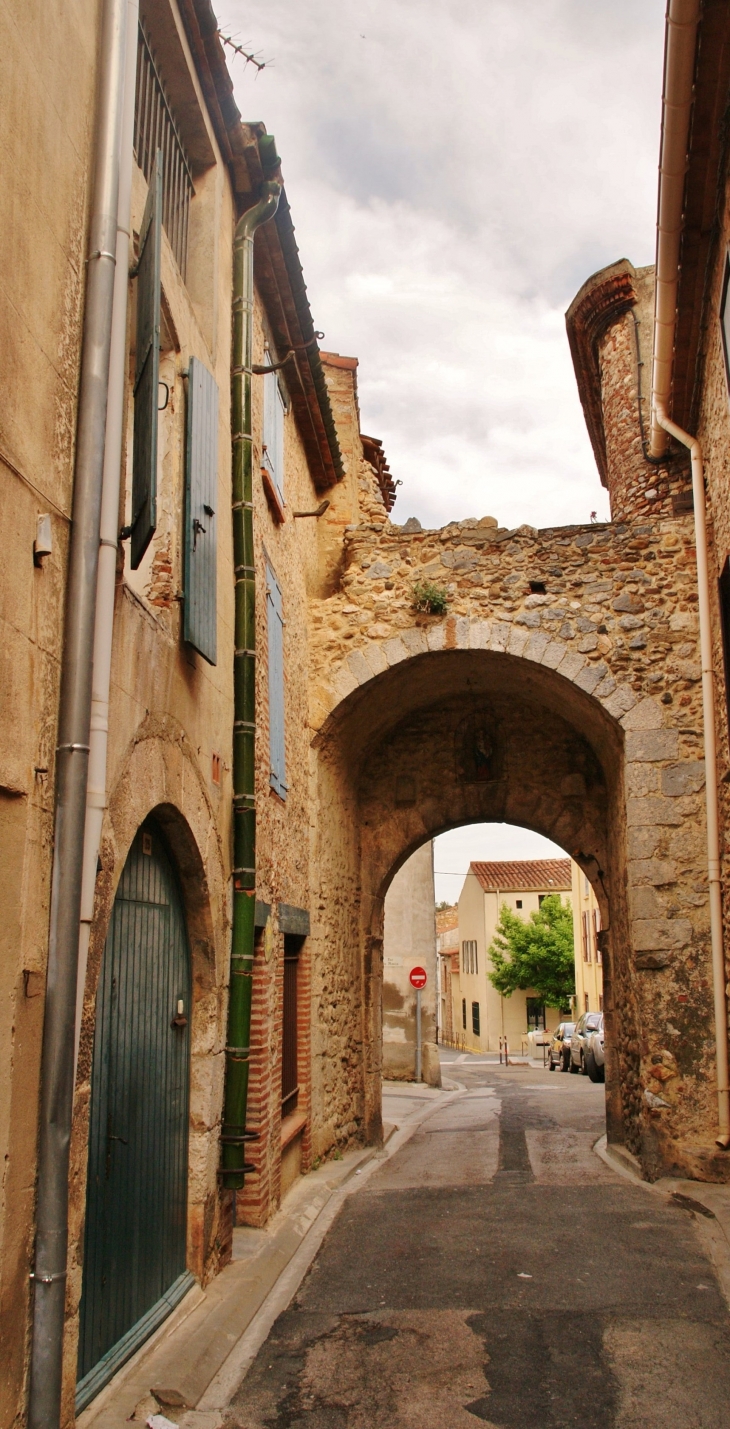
218 0 667 886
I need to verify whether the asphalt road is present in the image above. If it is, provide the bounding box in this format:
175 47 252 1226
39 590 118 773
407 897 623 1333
225 1056 730 1428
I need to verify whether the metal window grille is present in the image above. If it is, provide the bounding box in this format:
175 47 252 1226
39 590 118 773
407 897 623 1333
134 25 194 280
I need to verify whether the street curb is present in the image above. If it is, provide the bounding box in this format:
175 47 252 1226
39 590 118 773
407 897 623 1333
594 1134 730 1312
195 1086 467 1414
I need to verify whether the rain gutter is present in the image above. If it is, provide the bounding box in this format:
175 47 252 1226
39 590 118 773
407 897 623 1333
75 0 140 1077
220 181 282 1192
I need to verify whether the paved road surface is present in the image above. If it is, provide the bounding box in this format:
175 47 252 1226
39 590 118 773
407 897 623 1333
225 1056 730 1428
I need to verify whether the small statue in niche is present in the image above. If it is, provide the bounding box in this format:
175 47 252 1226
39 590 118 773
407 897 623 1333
457 711 501 783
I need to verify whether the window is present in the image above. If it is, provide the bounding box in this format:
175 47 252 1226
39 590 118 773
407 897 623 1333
461 939 478 974
585 992 590 1013
516 899 522 909
184 357 218 664
282 934 303 1117
266 562 287 799
462 998 467 1030
471 1002 480 1037
582 911 591 962
131 151 162 569
538 894 546 907
134 24 194 280
526 998 545 1031
262 352 287 507
592 908 602 964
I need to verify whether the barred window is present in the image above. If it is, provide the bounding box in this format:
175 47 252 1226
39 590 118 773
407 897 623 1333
134 25 195 280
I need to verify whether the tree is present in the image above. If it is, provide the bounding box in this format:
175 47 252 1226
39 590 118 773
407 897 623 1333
487 895 575 1011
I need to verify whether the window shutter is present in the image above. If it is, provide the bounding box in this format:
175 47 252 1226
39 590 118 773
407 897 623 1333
183 357 218 665
131 150 163 569
262 362 285 504
266 564 287 798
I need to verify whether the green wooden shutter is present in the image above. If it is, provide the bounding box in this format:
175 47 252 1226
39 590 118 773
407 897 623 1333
131 150 162 569
183 357 218 664
266 563 287 798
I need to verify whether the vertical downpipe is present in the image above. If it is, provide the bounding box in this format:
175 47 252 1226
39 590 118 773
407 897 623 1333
220 183 281 1192
28 0 127 1422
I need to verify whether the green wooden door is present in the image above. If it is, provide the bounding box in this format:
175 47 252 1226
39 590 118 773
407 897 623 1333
77 820 192 1408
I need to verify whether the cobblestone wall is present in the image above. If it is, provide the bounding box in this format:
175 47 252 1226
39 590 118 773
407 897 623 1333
307 502 726 1180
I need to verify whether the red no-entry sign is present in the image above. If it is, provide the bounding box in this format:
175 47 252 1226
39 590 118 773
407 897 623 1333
409 966 427 989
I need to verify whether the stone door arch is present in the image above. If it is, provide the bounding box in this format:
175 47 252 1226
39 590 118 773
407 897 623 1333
310 629 717 1183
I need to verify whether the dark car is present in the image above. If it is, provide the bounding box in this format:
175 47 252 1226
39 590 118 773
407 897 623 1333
548 1021 575 1072
570 1011 604 1074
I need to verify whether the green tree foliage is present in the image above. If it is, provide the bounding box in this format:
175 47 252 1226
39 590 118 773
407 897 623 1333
487 895 575 1011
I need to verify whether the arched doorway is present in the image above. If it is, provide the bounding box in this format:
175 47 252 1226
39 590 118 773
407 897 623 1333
76 819 192 1408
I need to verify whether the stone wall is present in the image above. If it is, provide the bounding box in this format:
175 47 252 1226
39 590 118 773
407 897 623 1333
306 501 725 1182
692 149 730 1021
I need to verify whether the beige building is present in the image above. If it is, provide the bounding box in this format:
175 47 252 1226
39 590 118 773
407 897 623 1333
436 905 459 1043
450 860 572 1053
382 842 439 1082
571 862 604 1018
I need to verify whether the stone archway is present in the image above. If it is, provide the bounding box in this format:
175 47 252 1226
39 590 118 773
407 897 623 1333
308 543 721 1183
65 717 230 1403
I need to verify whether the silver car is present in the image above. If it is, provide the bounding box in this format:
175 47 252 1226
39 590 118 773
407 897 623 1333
548 1021 575 1072
569 1011 603 1075
585 1024 605 1083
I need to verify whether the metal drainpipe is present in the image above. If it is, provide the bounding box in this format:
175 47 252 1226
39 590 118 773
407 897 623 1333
28 0 127 1422
75 0 140 1081
655 407 730 1149
220 181 282 1192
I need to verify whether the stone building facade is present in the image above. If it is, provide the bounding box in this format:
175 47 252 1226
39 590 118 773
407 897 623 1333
0 1 390 1422
7 2 730 1426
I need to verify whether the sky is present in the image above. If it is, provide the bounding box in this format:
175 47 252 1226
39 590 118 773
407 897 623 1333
217 0 667 876
219 0 666 532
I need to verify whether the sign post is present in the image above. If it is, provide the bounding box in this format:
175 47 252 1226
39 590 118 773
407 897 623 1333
409 966 427 1082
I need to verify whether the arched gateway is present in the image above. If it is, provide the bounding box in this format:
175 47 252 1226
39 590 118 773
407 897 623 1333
307 513 722 1183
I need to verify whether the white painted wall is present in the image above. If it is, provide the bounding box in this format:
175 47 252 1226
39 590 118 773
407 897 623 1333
382 841 437 1079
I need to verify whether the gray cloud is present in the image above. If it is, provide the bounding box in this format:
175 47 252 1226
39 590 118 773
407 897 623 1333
218 0 665 529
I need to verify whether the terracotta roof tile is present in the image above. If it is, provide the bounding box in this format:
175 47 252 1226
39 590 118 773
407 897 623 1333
469 859 572 892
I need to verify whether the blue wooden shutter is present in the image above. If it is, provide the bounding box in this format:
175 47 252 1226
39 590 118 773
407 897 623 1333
184 357 218 665
132 150 162 569
266 563 287 798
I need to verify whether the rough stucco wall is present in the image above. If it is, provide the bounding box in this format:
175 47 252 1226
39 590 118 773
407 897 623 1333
0 0 99 1420
382 841 437 1080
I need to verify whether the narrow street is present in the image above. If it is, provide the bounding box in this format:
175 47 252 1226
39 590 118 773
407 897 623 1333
225 1056 730 1429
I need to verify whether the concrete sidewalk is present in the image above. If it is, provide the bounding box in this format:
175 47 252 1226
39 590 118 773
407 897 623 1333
78 1082 454 1429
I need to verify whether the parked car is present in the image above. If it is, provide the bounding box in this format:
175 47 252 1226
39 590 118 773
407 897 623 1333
585 1024 605 1083
569 1011 604 1075
548 1021 575 1072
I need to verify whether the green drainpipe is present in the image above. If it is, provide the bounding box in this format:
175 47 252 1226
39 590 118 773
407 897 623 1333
221 179 281 1190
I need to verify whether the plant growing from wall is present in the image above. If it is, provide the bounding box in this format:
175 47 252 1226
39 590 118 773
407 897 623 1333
487 895 575 1012
411 578 449 616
